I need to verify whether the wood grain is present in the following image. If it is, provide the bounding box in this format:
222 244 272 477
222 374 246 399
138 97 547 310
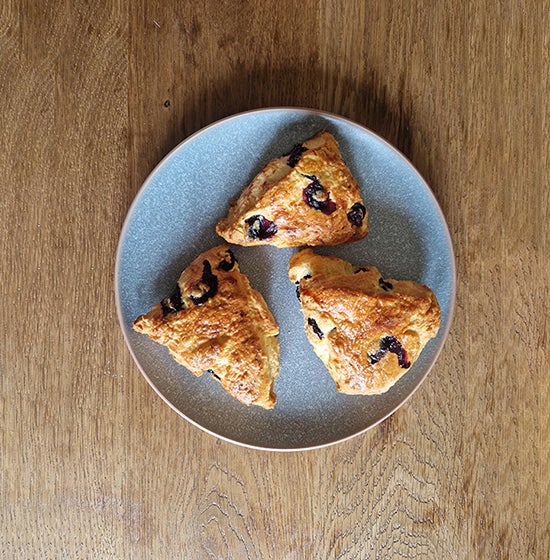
1 1 547 558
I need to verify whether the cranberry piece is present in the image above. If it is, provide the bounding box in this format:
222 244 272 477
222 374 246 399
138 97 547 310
245 215 278 240
218 249 236 271
161 284 184 315
308 317 324 339
302 175 337 215
347 202 366 226
368 336 410 368
189 260 218 305
284 144 308 167
378 278 393 291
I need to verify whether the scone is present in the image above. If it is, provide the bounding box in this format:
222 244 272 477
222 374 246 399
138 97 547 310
216 131 368 247
288 249 441 395
133 245 280 409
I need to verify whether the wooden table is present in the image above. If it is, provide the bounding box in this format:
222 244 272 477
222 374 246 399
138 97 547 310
1 2 547 558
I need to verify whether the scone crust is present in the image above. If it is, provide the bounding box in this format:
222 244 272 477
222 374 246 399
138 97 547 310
289 249 441 395
133 245 279 409
216 131 369 247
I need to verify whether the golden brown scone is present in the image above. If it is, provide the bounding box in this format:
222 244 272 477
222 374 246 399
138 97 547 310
288 249 441 395
216 131 368 247
133 245 280 409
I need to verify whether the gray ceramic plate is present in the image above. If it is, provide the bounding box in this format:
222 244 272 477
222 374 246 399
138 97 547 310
116 108 455 451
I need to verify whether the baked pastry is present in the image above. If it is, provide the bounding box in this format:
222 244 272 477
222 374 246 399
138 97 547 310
288 249 441 395
133 245 280 409
216 131 368 247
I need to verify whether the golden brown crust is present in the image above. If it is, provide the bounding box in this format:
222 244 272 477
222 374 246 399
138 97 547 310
216 131 369 247
133 245 280 409
289 249 441 395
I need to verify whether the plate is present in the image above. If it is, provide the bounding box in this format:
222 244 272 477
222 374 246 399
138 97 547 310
115 107 455 451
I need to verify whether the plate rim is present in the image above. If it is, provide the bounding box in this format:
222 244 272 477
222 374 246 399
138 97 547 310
115 106 457 452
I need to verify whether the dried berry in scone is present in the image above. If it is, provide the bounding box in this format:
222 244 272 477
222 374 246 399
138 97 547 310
216 131 369 247
133 245 280 409
288 249 441 395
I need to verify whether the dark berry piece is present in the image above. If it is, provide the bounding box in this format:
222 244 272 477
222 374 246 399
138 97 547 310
189 260 218 305
284 144 308 167
368 352 382 365
308 317 324 339
245 215 278 240
206 369 221 380
302 175 337 215
368 336 410 368
347 202 366 226
354 267 369 274
368 337 389 364
387 337 411 368
378 278 393 291
295 274 312 299
218 249 236 271
161 284 184 315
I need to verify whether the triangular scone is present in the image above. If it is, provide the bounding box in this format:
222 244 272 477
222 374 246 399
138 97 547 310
288 249 441 395
133 245 279 409
216 131 369 247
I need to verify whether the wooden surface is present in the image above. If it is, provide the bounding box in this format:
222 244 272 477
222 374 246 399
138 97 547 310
1 1 547 558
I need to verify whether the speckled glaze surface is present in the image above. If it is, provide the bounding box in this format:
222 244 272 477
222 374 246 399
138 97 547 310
115 108 456 451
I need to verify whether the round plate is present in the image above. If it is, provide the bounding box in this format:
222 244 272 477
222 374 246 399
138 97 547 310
115 108 455 451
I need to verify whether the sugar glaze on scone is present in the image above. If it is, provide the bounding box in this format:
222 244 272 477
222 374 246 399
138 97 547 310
289 249 441 395
216 131 369 247
133 245 279 409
